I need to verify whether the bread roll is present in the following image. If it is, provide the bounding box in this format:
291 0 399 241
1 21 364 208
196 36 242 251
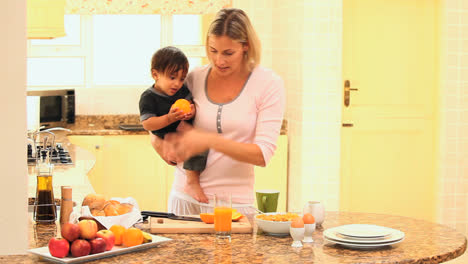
82 194 96 207
108 200 120 206
116 203 134 215
91 209 105 216
83 194 135 216
103 203 119 216
82 194 107 211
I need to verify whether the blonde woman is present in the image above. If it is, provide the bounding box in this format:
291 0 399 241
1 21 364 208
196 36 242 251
151 8 285 216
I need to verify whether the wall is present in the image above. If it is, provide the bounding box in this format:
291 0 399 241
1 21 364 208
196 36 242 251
1 0 29 254
234 0 342 212
299 0 342 212
438 0 468 235
77 87 144 115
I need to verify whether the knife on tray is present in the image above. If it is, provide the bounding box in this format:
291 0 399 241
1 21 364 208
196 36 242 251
140 211 202 222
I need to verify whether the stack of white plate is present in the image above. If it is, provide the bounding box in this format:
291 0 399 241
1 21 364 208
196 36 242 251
323 224 405 249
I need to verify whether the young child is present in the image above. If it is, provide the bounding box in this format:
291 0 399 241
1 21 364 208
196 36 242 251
139 46 208 203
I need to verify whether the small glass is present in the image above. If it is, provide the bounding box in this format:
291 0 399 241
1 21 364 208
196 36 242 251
214 193 232 242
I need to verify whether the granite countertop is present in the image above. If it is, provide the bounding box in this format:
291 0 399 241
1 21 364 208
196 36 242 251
65 115 148 135
3 211 466 263
64 115 288 136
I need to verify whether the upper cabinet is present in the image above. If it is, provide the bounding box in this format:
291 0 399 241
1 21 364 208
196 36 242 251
27 0 66 39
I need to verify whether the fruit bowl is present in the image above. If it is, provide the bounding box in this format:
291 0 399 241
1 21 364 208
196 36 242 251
80 197 141 230
254 212 300 236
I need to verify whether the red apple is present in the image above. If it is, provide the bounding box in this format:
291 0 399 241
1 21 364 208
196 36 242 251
96 230 115 251
48 237 70 258
70 239 91 257
61 222 80 242
78 219 98 239
89 238 107 254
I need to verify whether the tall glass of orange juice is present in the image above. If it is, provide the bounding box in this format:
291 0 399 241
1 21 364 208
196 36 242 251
214 193 232 241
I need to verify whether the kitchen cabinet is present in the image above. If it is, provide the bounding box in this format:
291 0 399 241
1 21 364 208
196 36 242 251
27 0 66 39
165 135 289 212
68 135 168 211
68 136 104 193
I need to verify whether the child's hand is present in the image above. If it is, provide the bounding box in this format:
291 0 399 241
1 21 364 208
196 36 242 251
167 107 186 123
182 104 195 120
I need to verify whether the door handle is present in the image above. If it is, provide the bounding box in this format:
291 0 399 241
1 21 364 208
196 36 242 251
342 123 354 127
344 80 358 107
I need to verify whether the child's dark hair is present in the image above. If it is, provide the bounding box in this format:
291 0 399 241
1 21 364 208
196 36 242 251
151 46 189 76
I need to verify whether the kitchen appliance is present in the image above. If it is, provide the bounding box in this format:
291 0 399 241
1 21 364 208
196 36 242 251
27 142 72 165
27 89 75 128
27 127 73 165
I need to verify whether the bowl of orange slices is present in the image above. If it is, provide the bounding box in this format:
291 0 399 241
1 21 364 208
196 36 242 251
255 212 301 235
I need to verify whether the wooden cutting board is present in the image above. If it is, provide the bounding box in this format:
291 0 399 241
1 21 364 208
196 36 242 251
150 215 252 234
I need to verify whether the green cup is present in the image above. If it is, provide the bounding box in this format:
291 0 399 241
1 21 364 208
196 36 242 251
256 190 280 213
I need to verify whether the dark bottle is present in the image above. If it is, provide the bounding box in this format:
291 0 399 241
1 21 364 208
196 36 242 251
34 152 56 223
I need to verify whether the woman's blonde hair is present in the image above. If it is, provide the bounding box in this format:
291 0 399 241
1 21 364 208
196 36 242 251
206 8 261 71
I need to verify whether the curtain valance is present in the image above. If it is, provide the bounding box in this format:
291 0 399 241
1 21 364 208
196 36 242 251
65 0 231 15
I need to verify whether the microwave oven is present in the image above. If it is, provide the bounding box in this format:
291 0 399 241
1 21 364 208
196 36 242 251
27 89 75 128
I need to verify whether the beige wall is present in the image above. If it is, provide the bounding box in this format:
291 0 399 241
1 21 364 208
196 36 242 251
1 0 29 255
438 0 468 235
234 0 342 212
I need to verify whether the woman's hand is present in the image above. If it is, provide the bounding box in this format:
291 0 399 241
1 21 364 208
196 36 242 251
165 127 212 162
166 127 266 166
150 133 178 166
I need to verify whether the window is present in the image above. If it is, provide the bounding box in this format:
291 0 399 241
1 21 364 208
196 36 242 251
173 15 201 45
28 14 206 88
92 15 161 85
27 58 84 86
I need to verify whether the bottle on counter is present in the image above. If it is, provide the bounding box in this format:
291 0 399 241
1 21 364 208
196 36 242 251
34 151 57 223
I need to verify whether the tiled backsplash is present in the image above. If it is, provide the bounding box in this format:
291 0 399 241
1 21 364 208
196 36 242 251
439 0 468 236
75 87 146 115
235 0 342 212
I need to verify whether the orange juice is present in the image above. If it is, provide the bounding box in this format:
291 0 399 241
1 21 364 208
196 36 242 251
214 206 232 232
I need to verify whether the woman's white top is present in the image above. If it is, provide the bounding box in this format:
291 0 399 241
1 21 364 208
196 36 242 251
171 65 285 204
